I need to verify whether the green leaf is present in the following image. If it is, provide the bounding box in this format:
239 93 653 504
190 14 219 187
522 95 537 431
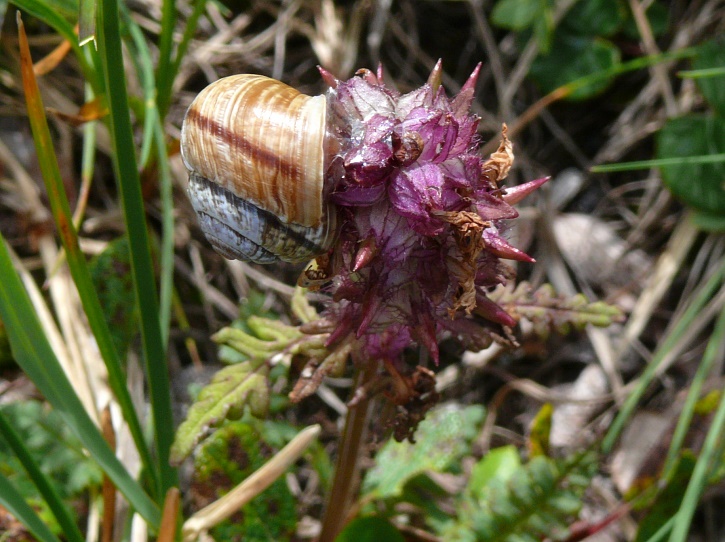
457 453 597 542
692 38 725 117
561 0 626 37
468 446 521 497
529 34 620 100
16 12 158 501
527 403 553 458
363 404 485 499
622 1 670 39
656 115 725 216
170 362 270 465
336 516 406 542
9 0 98 88
491 0 543 30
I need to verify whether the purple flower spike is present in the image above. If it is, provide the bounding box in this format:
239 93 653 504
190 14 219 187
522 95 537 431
300 64 545 427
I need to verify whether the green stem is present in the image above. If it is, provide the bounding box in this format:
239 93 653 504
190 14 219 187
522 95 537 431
318 360 378 542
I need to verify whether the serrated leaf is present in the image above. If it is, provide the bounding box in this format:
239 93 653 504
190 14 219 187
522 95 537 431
657 115 725 216
454 453 597 542
363 404 485 499
170 362 270 465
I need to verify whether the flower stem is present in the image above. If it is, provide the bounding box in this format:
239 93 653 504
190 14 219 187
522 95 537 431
318 359 378 542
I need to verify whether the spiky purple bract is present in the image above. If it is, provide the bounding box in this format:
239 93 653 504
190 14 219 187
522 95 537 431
305 61 545 377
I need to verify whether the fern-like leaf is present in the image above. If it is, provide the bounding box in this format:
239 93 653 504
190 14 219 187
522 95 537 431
172 293 327 463
489 282 624 338
170 361 270 465
448 451 597 542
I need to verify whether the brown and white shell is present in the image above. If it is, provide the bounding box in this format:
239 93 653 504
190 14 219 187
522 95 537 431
181 74 338 264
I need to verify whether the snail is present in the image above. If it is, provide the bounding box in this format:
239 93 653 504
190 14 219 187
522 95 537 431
180 74 339 264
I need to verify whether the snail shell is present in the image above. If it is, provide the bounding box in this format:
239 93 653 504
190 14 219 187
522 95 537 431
181 74 338 264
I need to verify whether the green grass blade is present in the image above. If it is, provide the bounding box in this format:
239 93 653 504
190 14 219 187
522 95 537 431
662 295 725 478
591 153 725 173
678 67 725 79
602 255 725 453
668 306 725 542
0 472 62 542
78 0 96 46
154 0 176 119
97 0 177 494
0 236 160 527
0 408 85 542
161 0 208 118
154 120 176 344
16 12 156 498
123 10 175 342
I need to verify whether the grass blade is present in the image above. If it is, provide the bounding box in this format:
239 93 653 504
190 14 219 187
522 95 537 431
0 472 61 542
603 256 725 453
16 11 157 499
96 0 177 494
668 306 725 542
0 234 161 527
0 408 85 542
123 10 175 342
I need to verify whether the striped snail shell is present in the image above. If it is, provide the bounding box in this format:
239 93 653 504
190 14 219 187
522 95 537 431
181 74 339 264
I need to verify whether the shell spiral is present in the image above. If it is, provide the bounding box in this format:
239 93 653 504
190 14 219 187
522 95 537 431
181 74 338 264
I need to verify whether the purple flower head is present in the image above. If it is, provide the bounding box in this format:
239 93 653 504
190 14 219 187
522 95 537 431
303 62 547 401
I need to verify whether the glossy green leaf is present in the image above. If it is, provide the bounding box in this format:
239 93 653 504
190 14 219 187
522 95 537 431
692 38 725 117
530 34 620 100
336 516 405 542
656 115 725 216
